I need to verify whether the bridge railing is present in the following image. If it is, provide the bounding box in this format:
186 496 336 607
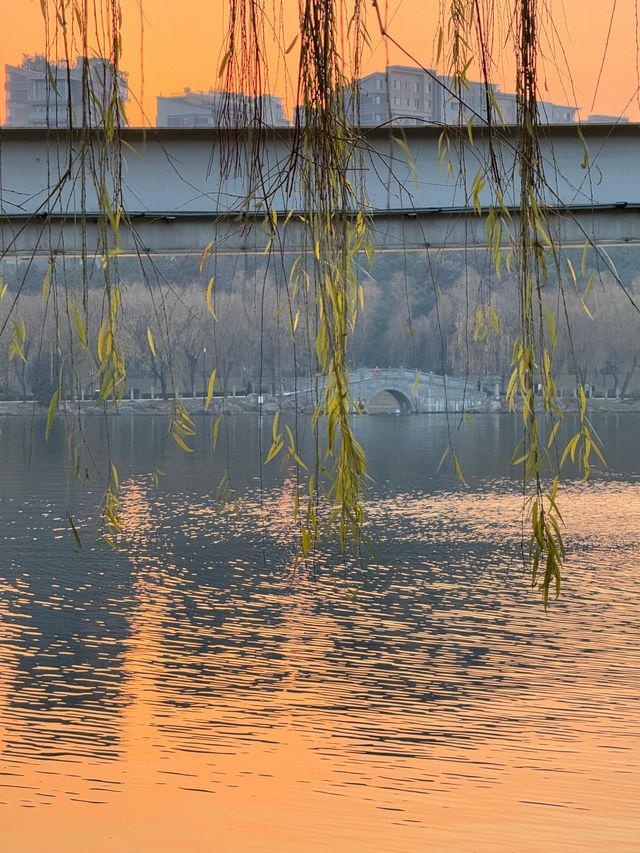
348 368 473 392
288 367 477 397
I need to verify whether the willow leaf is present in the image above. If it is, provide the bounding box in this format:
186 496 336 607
205 369 217 410
146 327 157 357
46 390 59 439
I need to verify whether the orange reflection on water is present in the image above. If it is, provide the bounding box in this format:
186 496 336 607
1 478 639 850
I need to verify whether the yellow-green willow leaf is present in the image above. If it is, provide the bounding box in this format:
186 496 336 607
289 449 308 470
45 390 59 439
212 416 222 450
505 247 514 273
584 271 596 300
580 239 591 275
471 169 485 213
71 304 88 349
560 433 580 468
436 445 450 473
543 306 557 350
218 49 231 79
265 438 284 464
199 241 215 273
97 322 110 364
547 419 561 448
466 116 474 144
205 276 218 321
492 221 502 277
301 528 312 556
579 298 593 320
578 385 587 419
284 423 295 449
121 138 141 157
436 26 444 62
453 454 467 486
9 319 27 363
393 135 418 184
41 262 52 306
590 435 606 466
171 431 194 453
205 369 217 410
146 327 157 357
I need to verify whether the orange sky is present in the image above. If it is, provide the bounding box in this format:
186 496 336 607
2 0 639 124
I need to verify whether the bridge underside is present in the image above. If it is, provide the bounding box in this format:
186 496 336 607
365 389 415 414
2 205 640 257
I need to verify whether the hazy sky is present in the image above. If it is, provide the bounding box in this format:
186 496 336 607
2 0 638 124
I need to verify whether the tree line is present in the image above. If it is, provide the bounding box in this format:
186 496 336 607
1 264 638 403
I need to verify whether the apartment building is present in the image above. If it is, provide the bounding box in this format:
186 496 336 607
4 55 128 127
356 66 442 126
156 90 289 128
354 65 577 127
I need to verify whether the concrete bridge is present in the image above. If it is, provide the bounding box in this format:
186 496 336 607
296 367 486 413
1 124 640 258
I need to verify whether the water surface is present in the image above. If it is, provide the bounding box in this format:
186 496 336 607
0 414 638 851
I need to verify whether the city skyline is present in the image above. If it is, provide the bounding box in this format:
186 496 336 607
4 55 628 129
1 0 640 125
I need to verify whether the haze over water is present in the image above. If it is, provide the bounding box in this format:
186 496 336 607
0 414 638 851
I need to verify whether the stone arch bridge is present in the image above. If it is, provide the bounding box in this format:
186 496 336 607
298 368 486 413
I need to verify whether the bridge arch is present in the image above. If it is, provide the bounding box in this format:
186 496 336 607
362 387 415 414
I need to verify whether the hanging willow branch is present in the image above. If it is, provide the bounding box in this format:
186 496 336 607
0 0 614 600
508 0 603 604
220 0 372 557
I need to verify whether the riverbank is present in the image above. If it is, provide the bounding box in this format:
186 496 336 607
0 395 295 417
2 395 640 417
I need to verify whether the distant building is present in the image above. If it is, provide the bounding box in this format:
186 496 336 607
4 55 128 128
439 75 502 125
537 100 578 124
156 89 289 128
586 113 630 123
350 65 577 127
354 66 442 126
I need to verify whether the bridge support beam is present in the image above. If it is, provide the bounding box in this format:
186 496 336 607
2 206 640 258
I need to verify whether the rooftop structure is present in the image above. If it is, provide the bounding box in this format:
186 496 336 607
4 55 128 128
586 113 630 123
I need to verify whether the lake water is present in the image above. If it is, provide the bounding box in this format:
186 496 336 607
0 413 638 851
